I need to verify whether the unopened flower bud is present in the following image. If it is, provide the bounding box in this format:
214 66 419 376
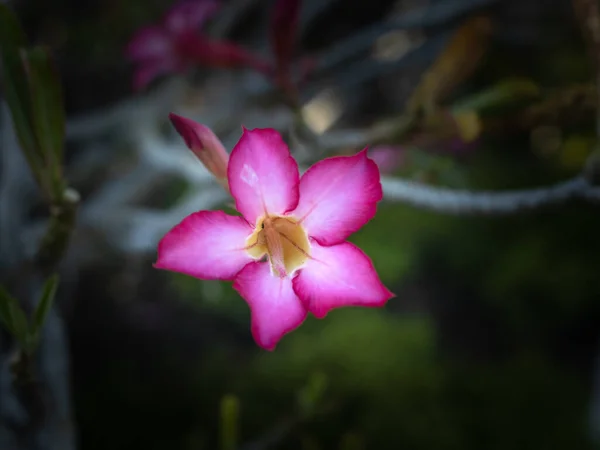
169 113 229 191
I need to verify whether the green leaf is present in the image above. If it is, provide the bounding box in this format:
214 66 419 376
1 52 35 145
31 274 59 336
24 47 66 197
219 394 239 450
0 7 45 186
0 285 30 345
0 7 66 199
0 4 26 48
297 371 328 417
1 48 39 162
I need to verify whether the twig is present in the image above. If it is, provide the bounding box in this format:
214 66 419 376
303 32 449 99
381 175 600 214
86 187 227 254
35 189 79 273
311 0 497 74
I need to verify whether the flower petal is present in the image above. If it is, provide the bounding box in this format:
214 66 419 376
126 26 172 61
154 210 254 280
164 0 220 35
180 38 273 75
233 262 307 350
293 241 394 318
227 128 300 225
291 149 382 245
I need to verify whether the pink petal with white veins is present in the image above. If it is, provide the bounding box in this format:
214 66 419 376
291 149 382 245
154 210 254 281
164 0 220 35
228 128 300 225
233 262 307 350
126 26 172 61
293 241 394 318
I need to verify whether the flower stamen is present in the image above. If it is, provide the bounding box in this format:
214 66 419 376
244 214 310 276
278 230 310 259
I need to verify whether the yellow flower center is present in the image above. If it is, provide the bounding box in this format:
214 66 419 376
245 215 311 277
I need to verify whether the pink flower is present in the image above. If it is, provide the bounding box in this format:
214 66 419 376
154 121 394 350
126 0 272 91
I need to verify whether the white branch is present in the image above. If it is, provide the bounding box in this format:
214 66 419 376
381 175 600 214
96 187 228 253
132 125 212 185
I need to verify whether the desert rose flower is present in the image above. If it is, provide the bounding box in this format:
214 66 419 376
126 0 271 91
155 119 394 350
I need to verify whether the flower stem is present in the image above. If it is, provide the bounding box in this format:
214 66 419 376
35 187 79 274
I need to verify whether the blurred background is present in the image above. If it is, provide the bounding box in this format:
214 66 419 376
2 0 600 449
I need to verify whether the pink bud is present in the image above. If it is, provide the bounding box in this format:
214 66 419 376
169 113 230 191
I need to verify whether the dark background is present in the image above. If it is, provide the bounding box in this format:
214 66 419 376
2 0 600 449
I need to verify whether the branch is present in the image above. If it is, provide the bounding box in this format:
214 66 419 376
295 98 600 215
83 188 227 254
381 175 600 214
310 0 497 74
297 116 600 215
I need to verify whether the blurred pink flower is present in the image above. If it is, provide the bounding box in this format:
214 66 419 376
126 0 272 90
155 121 394 350
368 146 406 174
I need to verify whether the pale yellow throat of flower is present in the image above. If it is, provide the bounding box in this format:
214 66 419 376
245 215 311 277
